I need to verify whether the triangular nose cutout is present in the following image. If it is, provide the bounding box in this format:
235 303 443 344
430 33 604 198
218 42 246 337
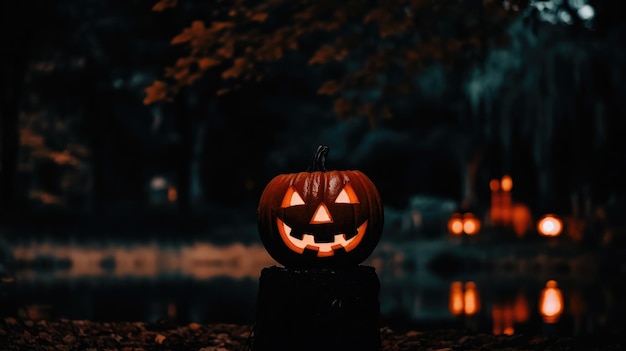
310 203 333 224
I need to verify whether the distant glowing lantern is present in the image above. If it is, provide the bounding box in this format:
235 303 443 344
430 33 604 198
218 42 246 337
448 213 481 235
490 175 514 226
448 214 464 235
489 179 500 192
462 213 481 235
500 175 513 224
449 281 480 317
539 280 564 323
537 215 563 237
500 175 513 192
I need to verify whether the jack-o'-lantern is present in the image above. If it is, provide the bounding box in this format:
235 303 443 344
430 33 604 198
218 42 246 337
257 145 384 267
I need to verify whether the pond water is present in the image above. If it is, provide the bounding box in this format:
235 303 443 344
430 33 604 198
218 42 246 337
2 238 625 338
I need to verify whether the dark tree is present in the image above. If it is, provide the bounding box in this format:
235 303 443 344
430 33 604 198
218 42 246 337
0 0 58 220
144 0 524 125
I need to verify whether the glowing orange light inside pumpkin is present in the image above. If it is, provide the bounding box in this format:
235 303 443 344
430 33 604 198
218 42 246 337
281 186 304 207
501 175 513 192
538 215 563 237
335 183 359 204
540 280 564 323
275 183 367 257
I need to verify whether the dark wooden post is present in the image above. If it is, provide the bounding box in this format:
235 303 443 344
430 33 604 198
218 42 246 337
252 265 381 351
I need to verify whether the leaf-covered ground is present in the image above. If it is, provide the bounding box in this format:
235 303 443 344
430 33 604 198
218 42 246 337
1 317 623 351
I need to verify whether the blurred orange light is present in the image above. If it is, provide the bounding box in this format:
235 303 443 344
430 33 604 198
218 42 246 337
449 213 481 235
449 281 464 316
514 292 530 323
537 215 563 237
448 214 464 235
501 175 513 192
463 282 480 316
168 185 178 202
463 214 481 235
449 281 480 317
489 179 500 192
491 304 514 336
492 305 504 335
493 293 529 336
540 280 564 323
512 204 532 238
168 302 177 319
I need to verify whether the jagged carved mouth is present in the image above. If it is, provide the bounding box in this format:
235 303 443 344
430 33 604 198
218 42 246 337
276 218 368 257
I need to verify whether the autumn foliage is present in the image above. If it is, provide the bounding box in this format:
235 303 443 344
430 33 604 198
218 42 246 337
145 0 521 122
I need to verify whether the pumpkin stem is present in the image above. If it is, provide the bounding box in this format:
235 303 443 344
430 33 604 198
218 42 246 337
307 145 329 172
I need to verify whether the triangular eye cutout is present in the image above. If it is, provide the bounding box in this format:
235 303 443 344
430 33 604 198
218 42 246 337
281 186 305 208
335 183 359 204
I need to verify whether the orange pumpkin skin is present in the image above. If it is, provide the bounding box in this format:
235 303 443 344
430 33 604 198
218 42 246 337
257 147 383 268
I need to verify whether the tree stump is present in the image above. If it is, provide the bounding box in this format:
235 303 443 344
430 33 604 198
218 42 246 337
252 265 381 351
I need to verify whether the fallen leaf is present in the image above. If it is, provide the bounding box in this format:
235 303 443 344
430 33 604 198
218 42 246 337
155 334 166 344
152 0 177 12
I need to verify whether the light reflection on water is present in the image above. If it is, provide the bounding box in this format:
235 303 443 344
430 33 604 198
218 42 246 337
11 241 276 281
3 239 624 337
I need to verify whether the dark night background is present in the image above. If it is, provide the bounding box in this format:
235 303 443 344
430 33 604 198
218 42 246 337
1 0 625 339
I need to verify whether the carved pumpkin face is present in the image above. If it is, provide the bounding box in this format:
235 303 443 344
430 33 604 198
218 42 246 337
258 146 383 267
